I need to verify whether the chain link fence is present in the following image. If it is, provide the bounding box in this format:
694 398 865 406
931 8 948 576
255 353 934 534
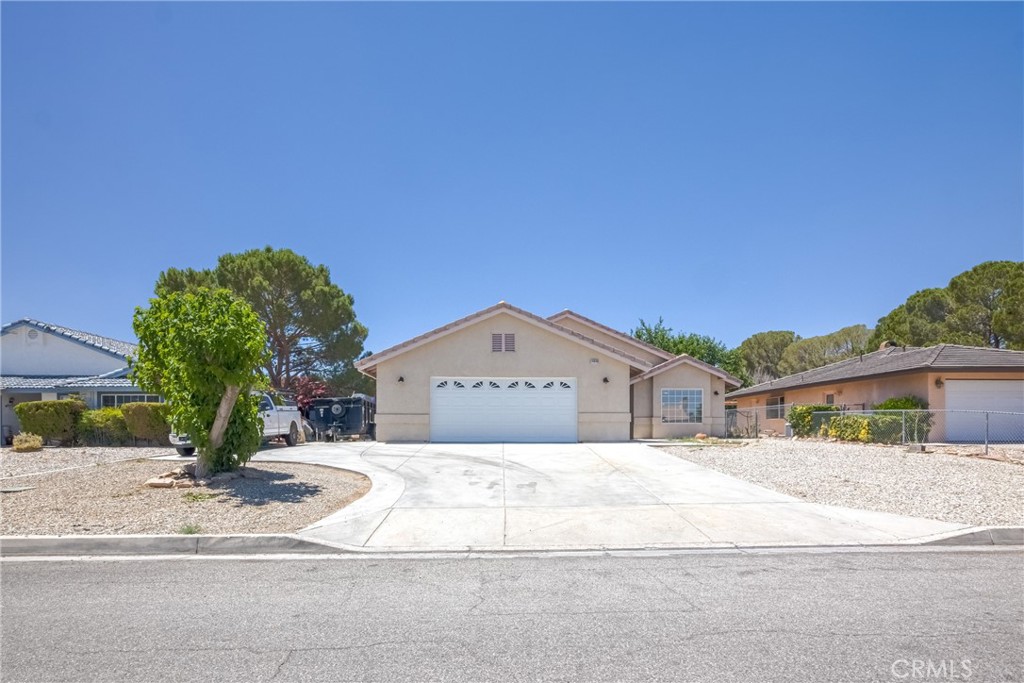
726 404 1024 451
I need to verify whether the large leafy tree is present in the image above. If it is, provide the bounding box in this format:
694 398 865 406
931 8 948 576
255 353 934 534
946 260 1023 348
130 288 269 477
156 247 368 391
867 261 1023 350
633 317 749 383
737 330 799 384
869 288 952 349
777 324 872 376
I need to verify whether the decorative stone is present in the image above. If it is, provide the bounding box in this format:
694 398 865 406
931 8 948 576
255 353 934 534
695 433 708 440
145 477 174 488
173 479 197 488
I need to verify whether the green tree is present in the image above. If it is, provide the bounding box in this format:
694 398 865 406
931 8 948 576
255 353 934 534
869 288 952 349
633 317 749 383
737 330 798 384
130 288 269 478
946 260 1023 348
993 266 1024 349
778 324 872 375
156 247 368 392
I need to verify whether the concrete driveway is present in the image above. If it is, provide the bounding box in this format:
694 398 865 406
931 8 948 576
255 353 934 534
255 442 973 551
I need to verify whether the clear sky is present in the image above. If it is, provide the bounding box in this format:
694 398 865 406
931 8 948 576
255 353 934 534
3 2 1022 355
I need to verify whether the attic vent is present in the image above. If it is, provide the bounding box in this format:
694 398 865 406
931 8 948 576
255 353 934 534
27 329 39 341
491 333 516 352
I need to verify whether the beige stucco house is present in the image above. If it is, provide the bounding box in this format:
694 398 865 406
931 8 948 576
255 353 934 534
727 344 1024 442
355 302 741 442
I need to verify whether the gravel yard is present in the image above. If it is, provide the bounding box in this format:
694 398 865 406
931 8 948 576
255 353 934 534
1 446 174 479
663 439 1024 527
0 449 370 535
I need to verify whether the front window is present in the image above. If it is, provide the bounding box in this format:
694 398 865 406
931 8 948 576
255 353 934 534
766 396 785 420
99 394 163 408
662 388 703 424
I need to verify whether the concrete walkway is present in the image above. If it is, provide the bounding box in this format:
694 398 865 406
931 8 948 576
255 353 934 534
253 442 973 551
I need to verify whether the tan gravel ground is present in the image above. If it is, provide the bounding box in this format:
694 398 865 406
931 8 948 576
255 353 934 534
663 439 1024 527
0 458 370 535
1 446 174 478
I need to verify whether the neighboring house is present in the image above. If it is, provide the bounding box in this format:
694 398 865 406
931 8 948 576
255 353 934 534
727 343 1024 442
1 319 160 439
354 302 741 442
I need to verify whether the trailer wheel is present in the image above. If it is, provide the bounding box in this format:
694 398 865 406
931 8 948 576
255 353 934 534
175 447 196 457
284 422 299 447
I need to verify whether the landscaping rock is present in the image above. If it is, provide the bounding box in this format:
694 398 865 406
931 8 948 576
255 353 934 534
145 477 174 489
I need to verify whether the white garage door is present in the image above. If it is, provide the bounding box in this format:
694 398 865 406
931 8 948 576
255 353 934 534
430 377 577 442
945 380 1024 443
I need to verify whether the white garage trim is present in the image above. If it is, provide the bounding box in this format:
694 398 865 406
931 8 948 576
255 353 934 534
944 379 1024 443
430 377 578 443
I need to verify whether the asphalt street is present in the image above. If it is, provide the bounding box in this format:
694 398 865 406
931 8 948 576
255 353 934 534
2 548 1021 682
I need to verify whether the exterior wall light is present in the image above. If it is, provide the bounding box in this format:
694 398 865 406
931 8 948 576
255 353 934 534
398 376 405 383
603 377 610 384
934 378 944 388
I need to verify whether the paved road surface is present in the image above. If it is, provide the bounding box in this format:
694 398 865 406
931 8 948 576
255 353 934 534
2 549 1021 682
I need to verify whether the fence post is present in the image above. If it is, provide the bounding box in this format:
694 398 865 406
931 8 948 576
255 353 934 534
754 411 759 439
985 411 989 456
901 411 907 445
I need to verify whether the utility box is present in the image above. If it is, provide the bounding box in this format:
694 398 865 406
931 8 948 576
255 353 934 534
308 396 376 441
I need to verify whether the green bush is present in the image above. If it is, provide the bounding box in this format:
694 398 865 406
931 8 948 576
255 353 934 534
788 404 840 437
78 408 132 446
827 414 872 442
120 402 171 443
873 395 928 410
12 432 43 452
13 399 86 445
871 396 933 442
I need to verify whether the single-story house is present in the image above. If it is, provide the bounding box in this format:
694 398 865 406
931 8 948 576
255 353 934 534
1 319 160 439
726 343 1024 442
354 302 741 442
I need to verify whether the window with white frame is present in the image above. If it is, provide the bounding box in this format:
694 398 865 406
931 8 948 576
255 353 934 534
766 396 785 419
491 333 516 352
100 394 163 408
662 388 703 424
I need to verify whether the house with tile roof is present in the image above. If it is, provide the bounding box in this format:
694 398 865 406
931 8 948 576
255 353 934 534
354 302 742 442
1 319 160 441
726 343 1024 442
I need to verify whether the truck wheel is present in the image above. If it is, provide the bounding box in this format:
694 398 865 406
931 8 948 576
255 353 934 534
284 422 299 447
176 447 196 457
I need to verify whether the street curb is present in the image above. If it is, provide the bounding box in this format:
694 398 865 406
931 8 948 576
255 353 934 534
0 534 350 557
3 527 1022 557
920 526 1024 547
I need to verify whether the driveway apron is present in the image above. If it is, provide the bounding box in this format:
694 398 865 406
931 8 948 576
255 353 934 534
254 442 972 551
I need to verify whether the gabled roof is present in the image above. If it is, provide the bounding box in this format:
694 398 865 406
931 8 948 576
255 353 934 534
630 353 743 389
1 319 137 360
355 302 654 377
727 344 1024 399
1 367 137 392
547 310 676 362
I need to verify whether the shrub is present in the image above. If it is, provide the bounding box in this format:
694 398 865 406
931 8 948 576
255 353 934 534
12 433 43 452
788 404 840 437
13 399 86 445
120 402 171 443
873 395 928 411
871 396 934 442
827 415 872 442
78 408 132 446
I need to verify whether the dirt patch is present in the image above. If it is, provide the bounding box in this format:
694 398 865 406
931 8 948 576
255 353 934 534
0 459 370 535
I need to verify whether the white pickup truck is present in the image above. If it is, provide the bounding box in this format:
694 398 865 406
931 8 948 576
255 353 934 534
169 392 302 456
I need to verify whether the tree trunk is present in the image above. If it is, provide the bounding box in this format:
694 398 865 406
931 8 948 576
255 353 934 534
200 384 241 478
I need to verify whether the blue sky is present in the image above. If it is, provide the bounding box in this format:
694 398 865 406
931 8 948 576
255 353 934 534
3 2 1021 355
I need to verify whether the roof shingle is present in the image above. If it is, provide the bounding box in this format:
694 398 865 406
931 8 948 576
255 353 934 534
727 344 1024 398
